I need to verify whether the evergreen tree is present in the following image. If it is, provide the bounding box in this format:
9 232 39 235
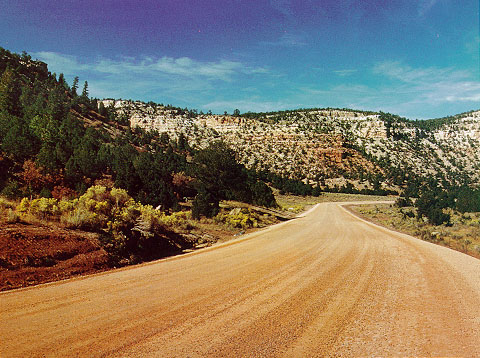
57 73 69 91
415 189 450 225
192 188 218 219
0 68 22 116
133 151 177 208
1 115 39 161
81 81 89 98
250 180 277 207
71 76 79 96
112 143 141 195
46 84 69 121
192 141 251 204
98 101 107 117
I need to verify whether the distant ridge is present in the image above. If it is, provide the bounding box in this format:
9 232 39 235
101 99 480 191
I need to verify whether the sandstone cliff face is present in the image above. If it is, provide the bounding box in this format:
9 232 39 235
100 99 480 189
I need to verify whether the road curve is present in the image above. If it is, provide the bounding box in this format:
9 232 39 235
2 202 480 357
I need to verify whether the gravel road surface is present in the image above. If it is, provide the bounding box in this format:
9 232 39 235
2 202 480 357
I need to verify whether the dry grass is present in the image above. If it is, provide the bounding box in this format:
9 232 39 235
349 203 480 259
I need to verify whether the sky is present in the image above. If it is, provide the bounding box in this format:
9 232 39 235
0 0 479 119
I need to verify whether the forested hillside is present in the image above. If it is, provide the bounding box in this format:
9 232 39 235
0 48 276 216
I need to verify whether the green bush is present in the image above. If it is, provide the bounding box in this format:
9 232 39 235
158 210 194 230
192 191 219 219
11 185 190 265
251 181 277 207
395 196 412 208
30 197 59 218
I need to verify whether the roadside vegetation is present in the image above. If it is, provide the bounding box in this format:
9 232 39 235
349 203 480 259
349 183 480 258
0 188 283 290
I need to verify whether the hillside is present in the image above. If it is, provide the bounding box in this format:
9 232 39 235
1 47 480 290
101 99 480 192
2 45 479 213
0 48 281 287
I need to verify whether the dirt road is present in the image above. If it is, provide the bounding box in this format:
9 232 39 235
2 202 480 357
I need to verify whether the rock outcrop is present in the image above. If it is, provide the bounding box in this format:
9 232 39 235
100 99 480 190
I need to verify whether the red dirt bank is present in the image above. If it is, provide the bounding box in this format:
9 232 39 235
0 223 109 291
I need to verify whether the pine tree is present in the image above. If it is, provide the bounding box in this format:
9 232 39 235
71 76 79 96
81 81 89 98
98 101 107 117
79 81 90 113
57 73 69 91
0 68 22 116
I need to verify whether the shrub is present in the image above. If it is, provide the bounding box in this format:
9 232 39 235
215 208 259 229
427 207 451 226
192 191 219 219
16 197 30 213
110 187 130 208
13 185 188 265
81 185 109 203
15 197 59 220
395 196 412 208
61 207 97 229
29 197 59 218
416 190 450 225
251 181 277 207
39 188 52 198
58 199 76 214
159 210 194 230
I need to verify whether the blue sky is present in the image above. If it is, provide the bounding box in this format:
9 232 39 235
1 0 479 119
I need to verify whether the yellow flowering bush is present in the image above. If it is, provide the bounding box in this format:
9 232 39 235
159 210 193 230
16 197 30 213
215 208 259 229
16 197 59 219
11 185 192 266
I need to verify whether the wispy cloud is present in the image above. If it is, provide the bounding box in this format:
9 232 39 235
373 61 470 84
34 52 267 82
292 61 480 119
34 51 90 74
368 60 480 117
31 52 479 119
96 57 248 81
372 60 480 105
31 51 272 110
333 69 357 77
